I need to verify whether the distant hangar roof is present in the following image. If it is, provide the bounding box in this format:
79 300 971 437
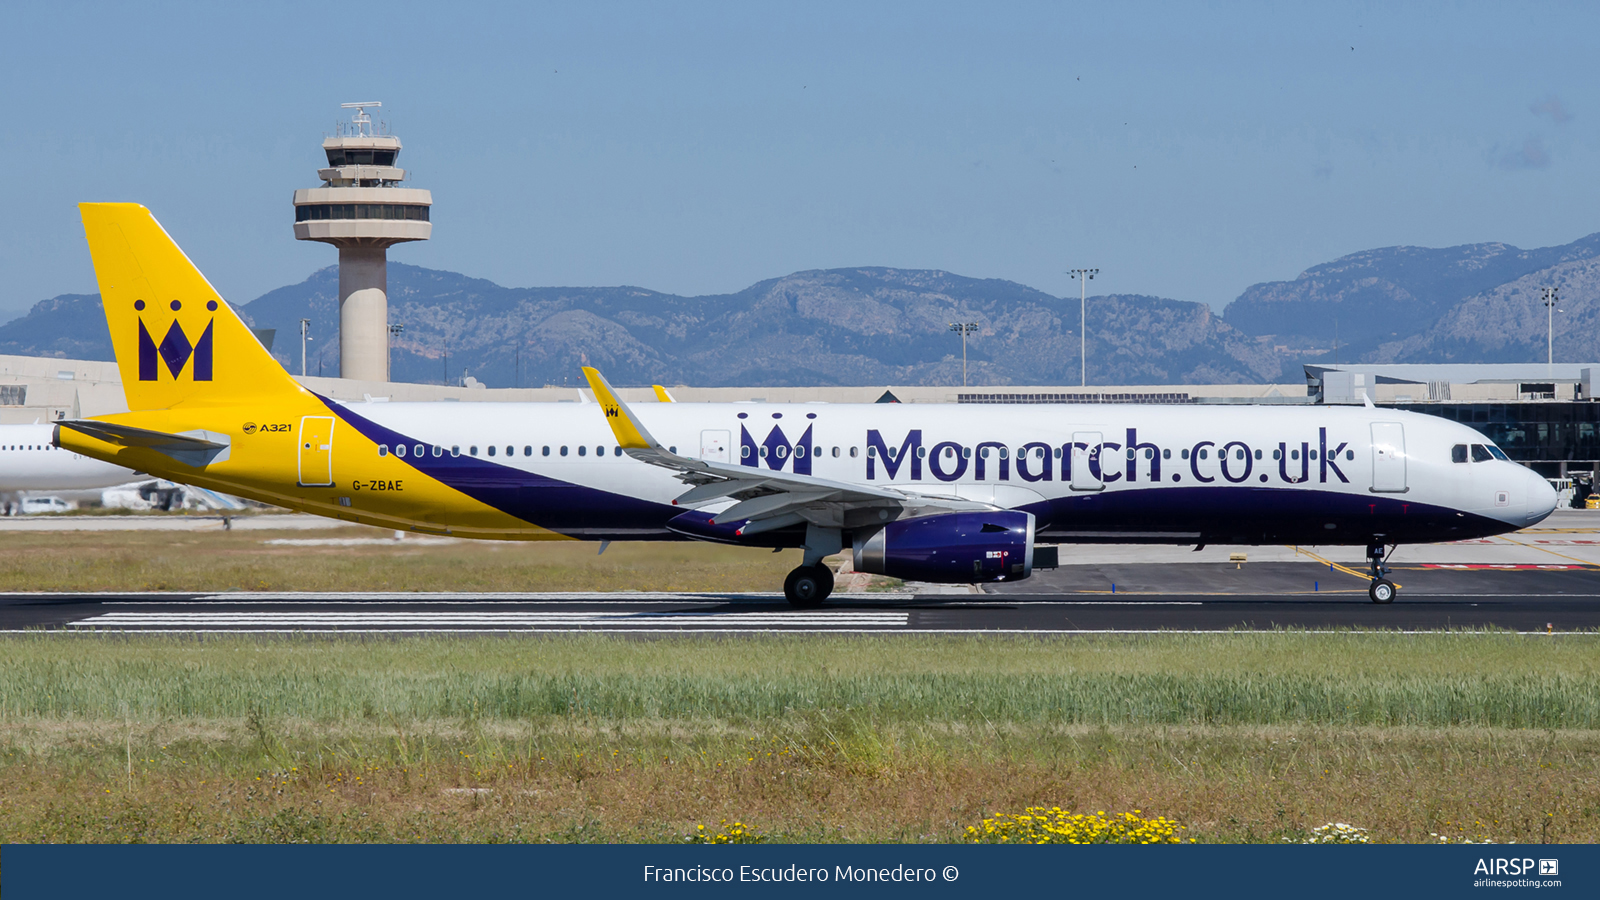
1305 363 1600 385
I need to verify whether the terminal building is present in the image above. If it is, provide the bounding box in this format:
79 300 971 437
1305 363 1600 480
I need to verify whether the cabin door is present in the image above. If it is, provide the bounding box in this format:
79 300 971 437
298 416 335 487
1370 422 1407 493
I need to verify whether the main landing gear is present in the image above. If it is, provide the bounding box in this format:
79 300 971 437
784 524 842 608
783 564 834 608
1366 542 1396 604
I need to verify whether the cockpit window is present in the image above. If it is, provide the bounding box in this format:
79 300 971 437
1451 444 1468 463
1470 444 1494 463
1487 445 1509 461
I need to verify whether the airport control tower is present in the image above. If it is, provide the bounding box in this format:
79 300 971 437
292 102 431 382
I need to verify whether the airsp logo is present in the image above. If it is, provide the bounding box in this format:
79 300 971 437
1539 859 1559 876
242 423 258 435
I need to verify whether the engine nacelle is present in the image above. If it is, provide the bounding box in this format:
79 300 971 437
853 510 1036 584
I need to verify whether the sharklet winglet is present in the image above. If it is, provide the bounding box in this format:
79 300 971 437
581 367 660 450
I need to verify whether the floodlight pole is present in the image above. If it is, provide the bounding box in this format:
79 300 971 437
1543 286 1558 369
299 318 311 377
387 322 404 383
949 322 979 387
1069 268 1098 386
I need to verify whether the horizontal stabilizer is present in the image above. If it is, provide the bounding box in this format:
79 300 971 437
58 420 231 468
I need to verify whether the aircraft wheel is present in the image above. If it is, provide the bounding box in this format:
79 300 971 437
1369 579 1396 604
785 564 832 608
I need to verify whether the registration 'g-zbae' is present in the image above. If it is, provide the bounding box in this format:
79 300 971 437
59 204 1558 605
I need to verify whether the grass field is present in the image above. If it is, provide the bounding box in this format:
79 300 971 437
0 633 1596 843
0 526 806 593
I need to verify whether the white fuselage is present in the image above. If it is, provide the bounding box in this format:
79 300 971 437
0 424 138 492
332 399 1557 545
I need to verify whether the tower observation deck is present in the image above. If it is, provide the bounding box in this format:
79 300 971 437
292 102 431 381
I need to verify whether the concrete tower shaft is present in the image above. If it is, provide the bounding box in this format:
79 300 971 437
292 102 431 382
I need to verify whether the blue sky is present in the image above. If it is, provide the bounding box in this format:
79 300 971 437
1 2 1597 319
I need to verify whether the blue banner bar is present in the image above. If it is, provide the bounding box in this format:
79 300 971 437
4 843 1593 899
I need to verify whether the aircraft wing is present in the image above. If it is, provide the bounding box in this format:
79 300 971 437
581 367 993 535
57 420 231 468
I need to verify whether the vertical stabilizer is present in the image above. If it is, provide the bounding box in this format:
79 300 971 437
79 203 304 411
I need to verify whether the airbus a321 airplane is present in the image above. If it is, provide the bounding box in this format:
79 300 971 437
56 204 1558 605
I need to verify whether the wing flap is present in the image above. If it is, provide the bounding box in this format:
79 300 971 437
579 366 1007 534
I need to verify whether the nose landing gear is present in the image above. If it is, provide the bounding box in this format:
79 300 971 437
1367 542 1396 604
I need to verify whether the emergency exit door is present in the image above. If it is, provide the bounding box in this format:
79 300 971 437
1369 422 1407 493
1071 431 1104 491
700 430 731 463
299 416 335 487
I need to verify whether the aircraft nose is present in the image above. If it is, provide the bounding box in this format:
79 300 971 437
1525 468 1559 526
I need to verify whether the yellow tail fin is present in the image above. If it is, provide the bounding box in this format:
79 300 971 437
79 203 303 411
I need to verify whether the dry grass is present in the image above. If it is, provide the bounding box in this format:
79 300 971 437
0 717 1593 844
0 634 1597 843
0 526 802 592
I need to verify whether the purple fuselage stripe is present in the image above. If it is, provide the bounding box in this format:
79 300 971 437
319 395 679 538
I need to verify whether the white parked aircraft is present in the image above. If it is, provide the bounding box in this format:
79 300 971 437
0 423 136 491
0 422 242 513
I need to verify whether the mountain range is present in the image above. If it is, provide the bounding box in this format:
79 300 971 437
6 232 1600 387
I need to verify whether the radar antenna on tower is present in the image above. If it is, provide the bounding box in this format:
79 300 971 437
338 101 383 137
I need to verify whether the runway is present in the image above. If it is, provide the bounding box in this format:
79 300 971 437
3 563 1598 634
2 510 1597 634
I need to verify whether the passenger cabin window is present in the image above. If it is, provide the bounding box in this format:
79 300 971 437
470 446 479 456
560 446 568 456
1470 444 1494 463
509 446 516 457
578 446 586 457
486 446 495 456
378 445 389 457
614 446 622 457
850 447 858 458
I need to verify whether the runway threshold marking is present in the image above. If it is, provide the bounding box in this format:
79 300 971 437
10 628 1599 637
72 610 911 629
1054 601 1204 605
